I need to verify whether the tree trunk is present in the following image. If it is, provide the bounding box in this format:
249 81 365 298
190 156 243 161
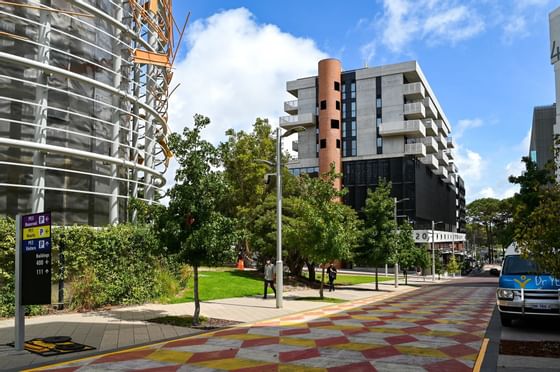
375 267 379 291
193 264 200 326
404 269 408 285
306 261 316 282
319 265 325 299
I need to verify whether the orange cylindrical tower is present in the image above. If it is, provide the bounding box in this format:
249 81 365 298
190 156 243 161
318 58 342 191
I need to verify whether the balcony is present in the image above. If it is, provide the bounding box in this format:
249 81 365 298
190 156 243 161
418 137 438 153
435 119 449 136
447 162 458 174
284 100 298 114
436 151 450 166
404 102 425 119
279 112 316 130
434 165 449 179
403 82 425 99
446 149 454 160
423 118 438 136
379 120 426 137
447 137 454 148
436 133 447 149
423 97 438 119
405 143 426 157
292 141 298 152
420 154 439 169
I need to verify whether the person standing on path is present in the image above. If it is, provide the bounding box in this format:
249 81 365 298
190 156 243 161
327 263 337 292
263 259 276 299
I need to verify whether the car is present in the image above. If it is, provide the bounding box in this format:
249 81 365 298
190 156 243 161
496 243 560 327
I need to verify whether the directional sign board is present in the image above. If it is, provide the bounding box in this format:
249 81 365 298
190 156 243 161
21 212 51 305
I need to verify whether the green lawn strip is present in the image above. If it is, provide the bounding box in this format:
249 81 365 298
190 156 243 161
292 296 346 303
165 270 272 304
301 272 393 285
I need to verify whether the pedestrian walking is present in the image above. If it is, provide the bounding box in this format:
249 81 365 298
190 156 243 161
327 262 337 292
263 259 276 299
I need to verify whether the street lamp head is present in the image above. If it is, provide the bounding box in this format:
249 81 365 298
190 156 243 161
281 126 306 138
255 159 275 167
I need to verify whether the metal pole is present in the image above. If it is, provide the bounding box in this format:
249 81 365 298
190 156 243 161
432 220 436 281
15 214 24 351
393 198 398 288
276 128 283 309
385 264 387 277
452 227 455 278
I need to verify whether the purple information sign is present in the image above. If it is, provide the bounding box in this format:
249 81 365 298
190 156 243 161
22 212 51 229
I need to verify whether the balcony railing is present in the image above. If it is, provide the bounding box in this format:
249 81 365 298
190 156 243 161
420 154 439 169
418 137 438 153
435 119 449 136
279 112 316 129
404 102 425 119
434 165 449 179
405 143 426 157
436 151 450 165
447 137 454 148
423 119 438 136
403 82 425 99
423 97 438 119
436 133 447 149
445 149 454 160
447 162 458 174
284 100 298 114
379 120 426 137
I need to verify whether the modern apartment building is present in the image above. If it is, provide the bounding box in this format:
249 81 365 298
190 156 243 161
282 59 466 251
550 6 560 178
0 1 177 225
529 104 556 169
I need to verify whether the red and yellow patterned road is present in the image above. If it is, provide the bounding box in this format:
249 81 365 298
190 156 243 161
29 279 496 372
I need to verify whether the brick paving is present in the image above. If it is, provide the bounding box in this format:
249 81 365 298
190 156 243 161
28 281 496 372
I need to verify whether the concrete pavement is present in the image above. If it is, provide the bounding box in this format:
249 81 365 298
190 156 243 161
25 276 497 372
0 276 431 371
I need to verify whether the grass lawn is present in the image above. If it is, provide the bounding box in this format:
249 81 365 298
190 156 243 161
302 272 392 285
164 270 271 304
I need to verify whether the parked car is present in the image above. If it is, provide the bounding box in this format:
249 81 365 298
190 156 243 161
496 243 560 326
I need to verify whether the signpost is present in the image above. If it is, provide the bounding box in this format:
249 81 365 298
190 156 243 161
15 212 52 350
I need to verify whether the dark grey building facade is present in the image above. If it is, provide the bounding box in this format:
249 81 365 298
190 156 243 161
529 104 555 169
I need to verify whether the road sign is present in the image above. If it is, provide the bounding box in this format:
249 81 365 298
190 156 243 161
21 212 52 305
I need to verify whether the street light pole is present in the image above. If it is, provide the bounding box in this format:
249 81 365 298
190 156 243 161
431 220 443 281
275 128 283 309
272 126 305 309
393 197 409 288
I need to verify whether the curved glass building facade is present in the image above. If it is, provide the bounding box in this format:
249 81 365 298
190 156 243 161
0 0 175 225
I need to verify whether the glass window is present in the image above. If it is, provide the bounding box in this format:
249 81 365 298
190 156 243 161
351 140 357 156
376 117 382 127
336 101 341 110
331 119 340 129
320 139 327 148
351 102 356 117
377 137 383 147
342 103 346 117
502 256 543 275
336 139 341 148
376 98 382 108
351 120 356 137
351 82 356 99
530 150 537 162
320 100 327 110
342 124 346 138
334 81 340 91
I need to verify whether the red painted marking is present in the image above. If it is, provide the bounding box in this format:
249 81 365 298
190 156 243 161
424 359 472 372
241 337 280 348
187 348 238 363
279 348 320 363
280 328 311 336
401 326 431 334
383 335 417 345
439 343 479 358
164 337 208 348
315 336 349 347
328 361 377 372
92 349 155 364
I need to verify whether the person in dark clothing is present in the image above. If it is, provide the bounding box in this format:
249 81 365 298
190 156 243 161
327 263 337 292
263 259 276 299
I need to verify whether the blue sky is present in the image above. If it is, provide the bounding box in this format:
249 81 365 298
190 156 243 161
169 0 558 202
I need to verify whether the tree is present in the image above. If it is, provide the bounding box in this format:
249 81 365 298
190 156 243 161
446 256 460 277
414 245 431 277
298 167 361 298
162 114 238 325
392 221 416 285
354 179 397 290
467 198 501 263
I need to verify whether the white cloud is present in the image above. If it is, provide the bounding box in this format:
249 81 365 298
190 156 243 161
479 187 496 198
168 8 327 144
164 8 327 190
454 118 483 139
500 0 551 42
454 145 484 182
375 0 484 55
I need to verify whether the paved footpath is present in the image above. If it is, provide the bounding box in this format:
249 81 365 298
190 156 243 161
27 277 496 372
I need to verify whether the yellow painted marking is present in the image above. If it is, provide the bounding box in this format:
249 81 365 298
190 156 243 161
351 315 382 320
221 333 269 341
366 327 405 334
23 226 50 240
279 321 308 327
193 357 272 370
334 342 382 351
421 330 460 337
395 345 448 358
280 337 316 348
146 349 192 364
459 353 479 361
473 338 489 372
